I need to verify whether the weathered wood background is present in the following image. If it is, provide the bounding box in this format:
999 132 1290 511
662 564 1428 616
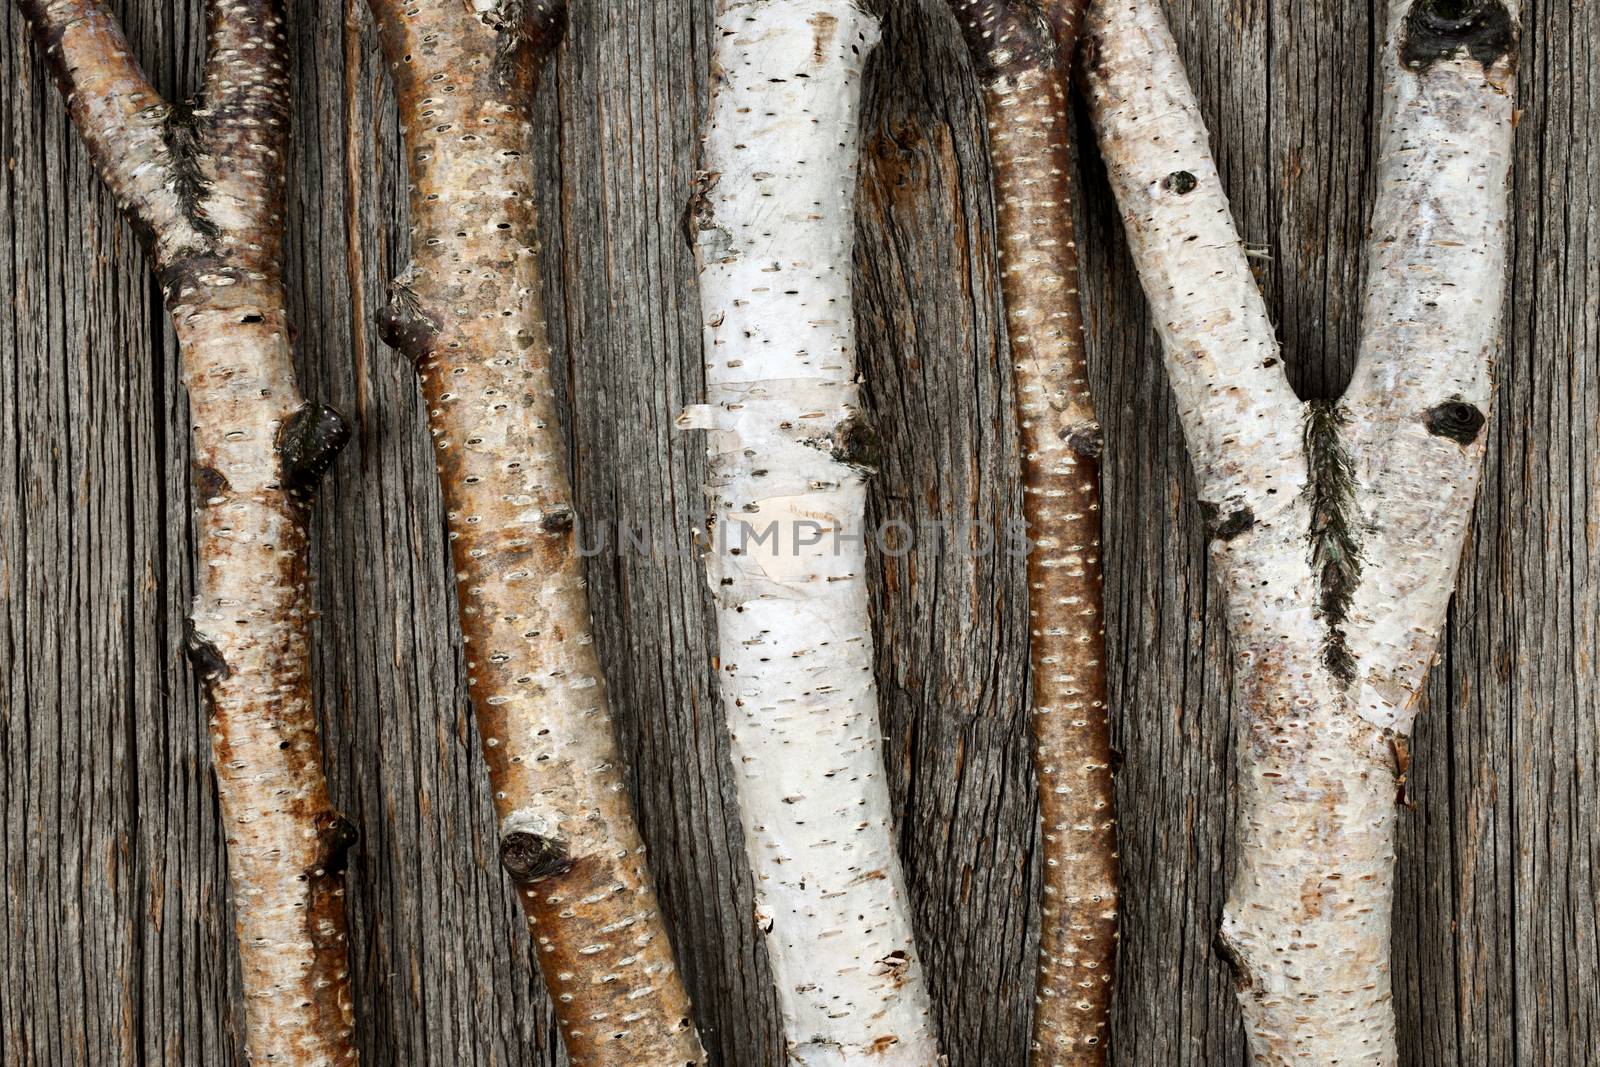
3 0 1595 1063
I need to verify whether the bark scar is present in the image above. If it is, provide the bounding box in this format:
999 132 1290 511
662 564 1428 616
808 12 837 63
162 96 220 242
1391 735 1415 809
684 170 736 261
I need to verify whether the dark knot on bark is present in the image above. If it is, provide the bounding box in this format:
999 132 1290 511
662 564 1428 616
1061 424 1103 460
1401 0 1516 73
540 505 575 533
1161 170 1198 195
311 812 360 878
1198 501 1255 543
376 280 442 364
828 414 880 472
1214 927 1260 994
182 621 230 683
948 2 1067 84
500 830 573 885
193 465 231 504
278 403 352 500
473 0 568 82
1424 399 1486 445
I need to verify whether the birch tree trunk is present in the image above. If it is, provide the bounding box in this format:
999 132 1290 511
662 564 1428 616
362 1 705 1063
15 1 358 1062
943 2 1117 1062
682 2 941 1064
1081 0 1518 1061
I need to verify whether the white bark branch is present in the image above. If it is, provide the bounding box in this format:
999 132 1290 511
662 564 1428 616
685 2 941 1063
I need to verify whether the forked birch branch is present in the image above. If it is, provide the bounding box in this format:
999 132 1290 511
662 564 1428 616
944 1 1118 1061
363 1 705 1062
681 1 942 1063
18 1 359 1062
1081 0 1517 1060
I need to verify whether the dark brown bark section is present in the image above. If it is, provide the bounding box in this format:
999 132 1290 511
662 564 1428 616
946 2 1115 1063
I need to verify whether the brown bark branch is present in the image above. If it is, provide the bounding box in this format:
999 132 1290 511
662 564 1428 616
947 2 1116 1063
18 0 209 263
18 1 359 1062
363 1 704 1062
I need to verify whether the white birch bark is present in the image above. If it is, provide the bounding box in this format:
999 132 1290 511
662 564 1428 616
1082 0 1518 1061
683 2 941 1063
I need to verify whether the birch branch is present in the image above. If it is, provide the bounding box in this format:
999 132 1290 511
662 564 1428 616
1082 0 1517 1061
944 1 1116 1061
363 2 705 1062
682 1 941 1063
18 1 358 1063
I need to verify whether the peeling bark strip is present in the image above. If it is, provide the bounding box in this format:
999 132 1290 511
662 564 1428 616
1083 0 1517 1061
16 1 358 1062
945 1 1117 1063
362 2 705 1063
684 2 941 1063
1303 400 1361 682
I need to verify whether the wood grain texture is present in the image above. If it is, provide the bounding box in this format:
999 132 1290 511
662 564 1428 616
2 0 1594 1064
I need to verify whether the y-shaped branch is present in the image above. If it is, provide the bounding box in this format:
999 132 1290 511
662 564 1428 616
1083 0 1516 1061
19 1 357 1063
944 1 1115 1061
363 1 705 1063
682 1 941 1063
